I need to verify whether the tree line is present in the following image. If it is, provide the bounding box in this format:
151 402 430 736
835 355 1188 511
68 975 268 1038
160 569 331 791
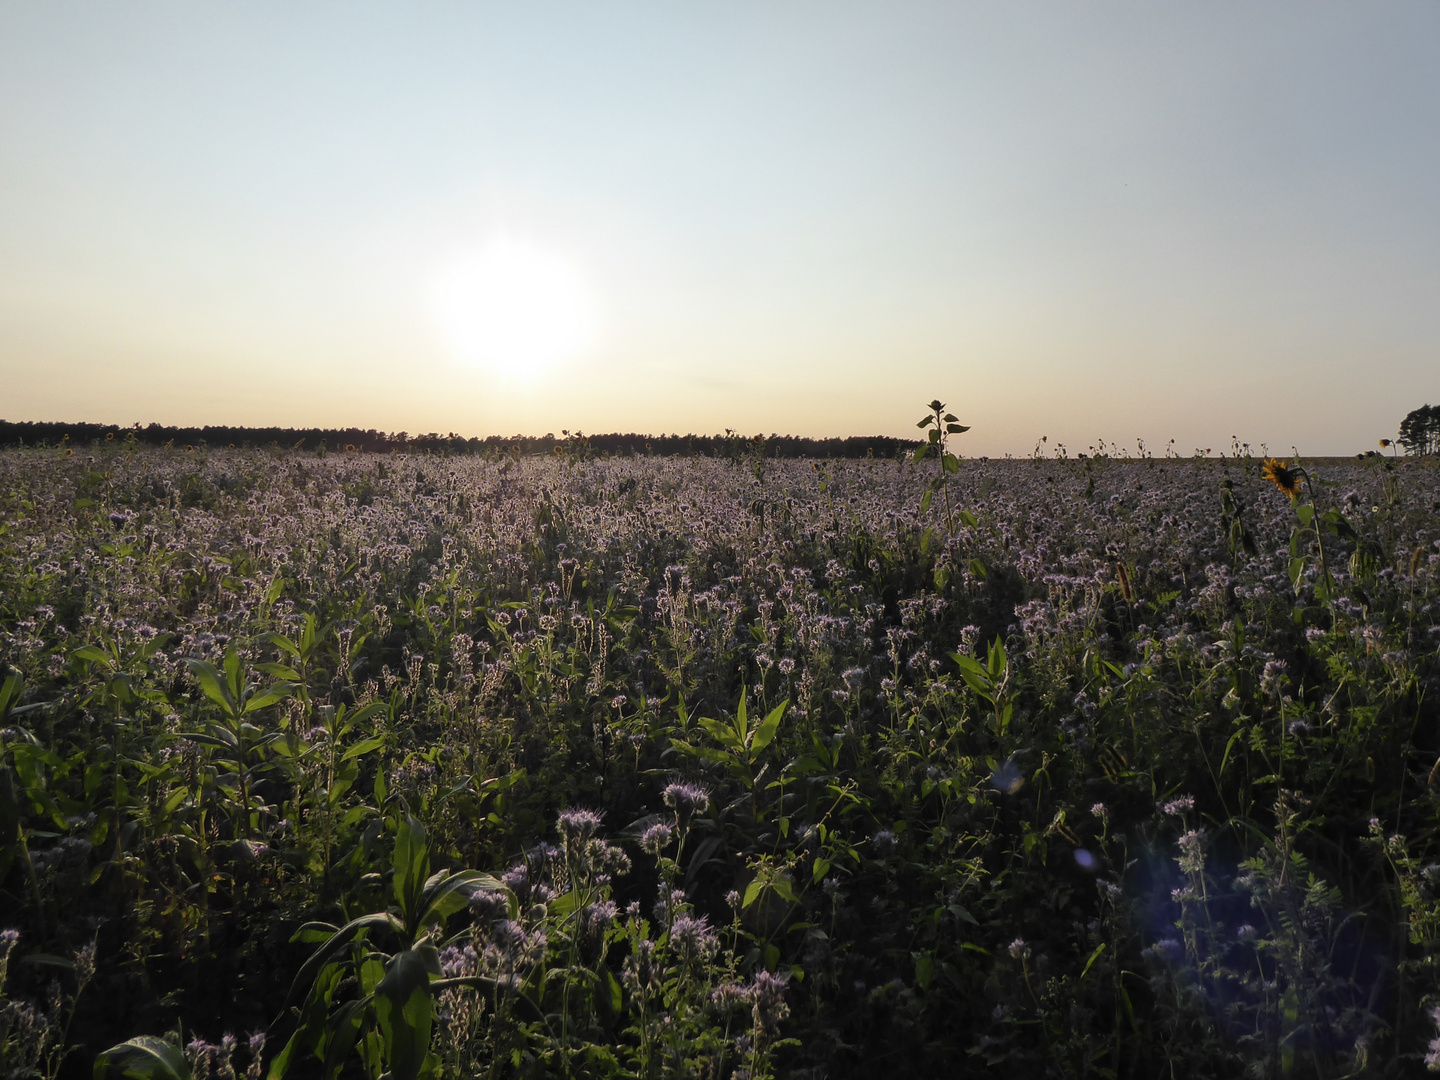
0 420 911 460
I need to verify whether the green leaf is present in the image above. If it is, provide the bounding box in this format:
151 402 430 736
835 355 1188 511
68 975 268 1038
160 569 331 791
1080 942 1107 979
242 683 295 715
223 646 243 704
750 700 788 756
375 949 436 1080
320 996 372 1080
284 912 402 1008
71 645 111 666
771 875 798 904
1289 556 1307 589
742 879 764 909
696 717 747 756
915 953 935 989
95 1037 191 1080
393 815 430 922
341 736 387 761
812 857 830 883
958 509 978 528
186 659 238 717
265 633 302 660
1295 503 1315 527
418 870 510 926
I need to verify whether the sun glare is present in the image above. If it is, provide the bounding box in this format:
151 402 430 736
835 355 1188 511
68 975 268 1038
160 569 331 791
429 238 596 378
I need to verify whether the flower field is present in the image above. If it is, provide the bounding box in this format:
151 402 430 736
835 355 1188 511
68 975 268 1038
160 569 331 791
2 440 1440 1078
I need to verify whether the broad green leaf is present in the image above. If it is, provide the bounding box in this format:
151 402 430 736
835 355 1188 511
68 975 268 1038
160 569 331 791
915 953 935 990
320 997 372 1080
284 912 401 1008
242 683 295 715
393 815 430 922
771 876 798 904
185 660 238 717
265 633 302 660
341 736 386 761
94 1036 191 1080
375 949 435 1080
418 869 509 925
750 700 788 756
223 646 243 704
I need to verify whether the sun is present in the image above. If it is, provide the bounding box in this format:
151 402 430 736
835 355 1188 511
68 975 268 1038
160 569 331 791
428 237 596 379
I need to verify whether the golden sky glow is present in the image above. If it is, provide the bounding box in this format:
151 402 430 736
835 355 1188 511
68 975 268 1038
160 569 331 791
2 3 1438 454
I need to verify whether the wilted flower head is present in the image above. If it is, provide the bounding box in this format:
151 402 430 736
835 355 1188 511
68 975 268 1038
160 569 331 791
1262 458 1302 498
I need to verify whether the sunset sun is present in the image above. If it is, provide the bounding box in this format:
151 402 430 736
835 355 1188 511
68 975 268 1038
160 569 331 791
428 237 596 379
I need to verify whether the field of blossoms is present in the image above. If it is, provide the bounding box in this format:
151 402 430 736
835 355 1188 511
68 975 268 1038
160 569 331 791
2 439 1440 1079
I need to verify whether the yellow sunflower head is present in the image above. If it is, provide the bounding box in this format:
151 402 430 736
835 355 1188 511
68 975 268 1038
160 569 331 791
1262 458 1302 497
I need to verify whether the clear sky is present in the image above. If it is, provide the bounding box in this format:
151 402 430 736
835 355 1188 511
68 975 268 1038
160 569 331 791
2 3 1437 456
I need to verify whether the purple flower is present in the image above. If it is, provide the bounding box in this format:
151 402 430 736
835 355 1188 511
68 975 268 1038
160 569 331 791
662 782 710 818
668 913 718 962
640 822 674 857
557 808 603 843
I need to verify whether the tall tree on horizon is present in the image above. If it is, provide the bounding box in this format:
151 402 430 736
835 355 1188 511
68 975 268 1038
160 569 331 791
1398 404 1440 455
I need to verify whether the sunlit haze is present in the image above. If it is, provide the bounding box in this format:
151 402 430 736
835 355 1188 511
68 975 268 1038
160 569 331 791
2 3 1437 454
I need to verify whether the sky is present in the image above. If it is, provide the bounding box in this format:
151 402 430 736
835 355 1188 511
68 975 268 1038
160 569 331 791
2 2 1438 456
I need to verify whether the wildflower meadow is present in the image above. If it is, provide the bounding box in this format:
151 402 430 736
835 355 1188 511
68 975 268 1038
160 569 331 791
3 426 1440 1078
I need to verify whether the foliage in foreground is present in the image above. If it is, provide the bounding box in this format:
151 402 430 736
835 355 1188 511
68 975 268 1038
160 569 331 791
2 436 1440 1078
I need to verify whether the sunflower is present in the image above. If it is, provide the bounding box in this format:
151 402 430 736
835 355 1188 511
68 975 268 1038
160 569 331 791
1262 458 1302 497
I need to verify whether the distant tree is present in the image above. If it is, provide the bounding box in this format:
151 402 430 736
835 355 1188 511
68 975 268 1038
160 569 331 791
1398 404 1440 455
